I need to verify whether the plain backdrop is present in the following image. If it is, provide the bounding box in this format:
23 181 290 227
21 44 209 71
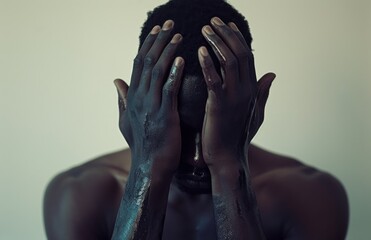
0 0 370 239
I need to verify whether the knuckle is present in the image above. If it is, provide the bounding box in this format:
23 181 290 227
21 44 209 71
168 70 176 81
151 66 164 80
162 82 175 96
223 27 235 38
167 68 180 88
224 56 238 67
202 57 214 69
144 55 156 67
133 55 143 67
213 37 222 47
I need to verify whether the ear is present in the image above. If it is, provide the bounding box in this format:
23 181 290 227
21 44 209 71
247 72 275 143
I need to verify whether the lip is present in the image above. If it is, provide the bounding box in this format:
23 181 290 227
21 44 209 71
174 171 212 194
176 172 210 182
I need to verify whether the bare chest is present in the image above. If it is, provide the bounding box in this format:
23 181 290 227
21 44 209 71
162 181 286 240
162 185 217 240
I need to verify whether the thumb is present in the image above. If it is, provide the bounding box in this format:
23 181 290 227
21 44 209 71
256 72 275 110
247 72 275 142
114 79 129 112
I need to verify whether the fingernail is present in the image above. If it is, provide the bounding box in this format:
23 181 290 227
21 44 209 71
150 25 161 35
229 22 239 32
199 46 209 57
174 57 184 67
162 20 174 31
203 25 214 35
171 33 182 44
212 17 224 26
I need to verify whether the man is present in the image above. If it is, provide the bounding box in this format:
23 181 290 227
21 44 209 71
43 0 349 239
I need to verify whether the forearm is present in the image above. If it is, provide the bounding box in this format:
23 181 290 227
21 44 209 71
211 161 265 240
112 159 172 240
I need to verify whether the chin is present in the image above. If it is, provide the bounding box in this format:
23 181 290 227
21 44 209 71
178 75 208 131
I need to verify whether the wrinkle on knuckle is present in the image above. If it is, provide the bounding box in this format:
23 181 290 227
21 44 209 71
133 56 143 67
202 58 214 69
224 56 238 68
144 55 156 67
223 28 235 38
151 66 163 80
168 71 176 81
212 37 221 46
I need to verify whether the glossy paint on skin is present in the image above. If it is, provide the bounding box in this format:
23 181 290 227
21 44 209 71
193 133 201 163
202 26 227 65
213 195 233 239
112 168 151 240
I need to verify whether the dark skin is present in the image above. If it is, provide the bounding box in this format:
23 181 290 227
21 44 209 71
43 18 349 240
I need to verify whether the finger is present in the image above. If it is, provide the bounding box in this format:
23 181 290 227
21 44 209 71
138 20 175 94
130 25 161 91
114 79 129 113
201 25 239 89
148 33 183 109
227 22 257 89
212 17 254 92
161 57 184 111
198 46 222 103
227 22 249 50
211 17 248 64
211 18 254 86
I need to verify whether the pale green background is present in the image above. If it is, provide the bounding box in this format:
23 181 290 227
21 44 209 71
0 0 370 239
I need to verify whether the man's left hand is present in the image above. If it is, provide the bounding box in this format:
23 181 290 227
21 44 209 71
198 17 275 173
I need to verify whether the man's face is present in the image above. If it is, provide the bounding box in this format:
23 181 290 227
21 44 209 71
178 75 208 131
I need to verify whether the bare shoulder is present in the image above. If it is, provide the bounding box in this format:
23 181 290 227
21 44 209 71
250 145 349 239
43 149 131 240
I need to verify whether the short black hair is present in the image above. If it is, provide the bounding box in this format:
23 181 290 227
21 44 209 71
139 0 252 77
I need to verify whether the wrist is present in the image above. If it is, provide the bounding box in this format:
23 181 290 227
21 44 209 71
210 163 248 194
131 152 177 179
207 151 247 176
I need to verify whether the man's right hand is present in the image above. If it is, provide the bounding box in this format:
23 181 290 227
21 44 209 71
114 20 184 178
